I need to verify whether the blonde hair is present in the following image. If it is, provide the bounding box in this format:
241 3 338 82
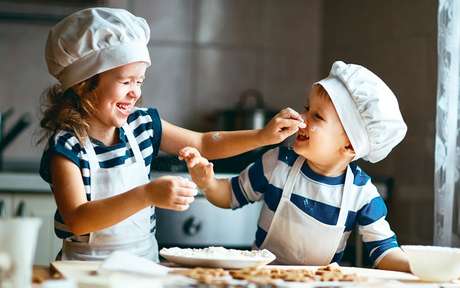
38 75 99 144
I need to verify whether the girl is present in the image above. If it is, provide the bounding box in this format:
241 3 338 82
39 7 305 261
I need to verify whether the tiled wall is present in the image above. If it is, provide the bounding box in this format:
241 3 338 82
133 0 323 130
322 0 437 245
0 0 322 165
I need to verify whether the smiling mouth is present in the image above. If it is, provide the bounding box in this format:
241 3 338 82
296 129 309 141
116 103 132 114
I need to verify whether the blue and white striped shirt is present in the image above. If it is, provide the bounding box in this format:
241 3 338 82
230 146 399 266
39 107 162 242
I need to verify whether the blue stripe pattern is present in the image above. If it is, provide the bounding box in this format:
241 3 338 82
233 146 398 266
248 158 268 194
40 108 162 241
357 197 387 226
231 177 248 207
363 235 399 264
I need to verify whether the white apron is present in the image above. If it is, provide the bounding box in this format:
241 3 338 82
260 156 353 265
62 123 158 261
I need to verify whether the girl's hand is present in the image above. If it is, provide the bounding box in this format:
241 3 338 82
259 107 306 145
146 176 197 211
179 146 215 190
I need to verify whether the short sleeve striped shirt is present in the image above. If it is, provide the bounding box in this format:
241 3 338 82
230 146 399 266
39 107 162 242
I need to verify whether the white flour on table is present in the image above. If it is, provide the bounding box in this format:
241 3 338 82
161 246 274 260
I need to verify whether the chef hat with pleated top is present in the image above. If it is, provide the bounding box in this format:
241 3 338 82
316 61 407 163
45 7 151 91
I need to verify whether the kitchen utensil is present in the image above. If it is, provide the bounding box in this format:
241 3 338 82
0 217 41 288
401 245 460 282
214 89 277 131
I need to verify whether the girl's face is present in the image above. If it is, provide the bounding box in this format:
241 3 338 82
293 85 354 170
90 61 147 131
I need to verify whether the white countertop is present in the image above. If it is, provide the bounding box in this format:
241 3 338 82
0 172 50 193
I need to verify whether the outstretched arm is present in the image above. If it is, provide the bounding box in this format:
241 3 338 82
179 147 233 208
376 248 410 272
160 108 305 160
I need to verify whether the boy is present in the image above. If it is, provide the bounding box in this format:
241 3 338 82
179 61 410 271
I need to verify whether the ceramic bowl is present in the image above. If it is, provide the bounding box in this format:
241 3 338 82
401 245 460 282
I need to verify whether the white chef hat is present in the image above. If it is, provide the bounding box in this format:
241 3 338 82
45 7 151 91
316 61 407 163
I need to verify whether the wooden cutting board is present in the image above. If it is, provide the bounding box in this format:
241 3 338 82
50 261 189 287
51 260 101 279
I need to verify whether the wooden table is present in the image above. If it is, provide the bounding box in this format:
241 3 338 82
33 263 459 287
32 265 62 286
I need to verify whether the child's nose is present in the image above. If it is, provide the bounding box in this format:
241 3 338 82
128 86 141 99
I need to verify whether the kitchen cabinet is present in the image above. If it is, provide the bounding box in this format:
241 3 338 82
0 191 60 265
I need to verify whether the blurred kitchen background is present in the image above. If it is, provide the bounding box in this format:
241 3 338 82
0 0 439 266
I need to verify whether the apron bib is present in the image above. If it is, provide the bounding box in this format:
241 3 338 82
260 156 353 265
62 123 158 261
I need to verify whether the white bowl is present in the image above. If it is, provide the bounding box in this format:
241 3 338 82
401 245 460 282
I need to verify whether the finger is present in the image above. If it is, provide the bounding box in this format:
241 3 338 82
171 204 190 211
275 118 304 130
176 177 198 189
174 196 195 205
178 146 189 156
176 187 199 197
178 147 199 160
185 156 202 169
281 107 302 121
192 162 214 176
280 125 300 138
178 146 192 160
189 157 209 168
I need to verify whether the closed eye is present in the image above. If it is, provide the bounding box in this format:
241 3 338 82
315 113 324 121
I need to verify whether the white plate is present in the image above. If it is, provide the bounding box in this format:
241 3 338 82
160 248 276 269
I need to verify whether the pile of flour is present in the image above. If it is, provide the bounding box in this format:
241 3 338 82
161 246 274 260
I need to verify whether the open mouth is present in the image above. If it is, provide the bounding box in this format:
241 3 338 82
296 128 309 141
116 102 133 115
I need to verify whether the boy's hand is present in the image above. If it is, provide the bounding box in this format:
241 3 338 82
259 107 306 145
146 176 197 211
179 147 215 190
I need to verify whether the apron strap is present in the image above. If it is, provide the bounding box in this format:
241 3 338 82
336 165 353 227
122 123 145 164
282 156 305 200
84 124 145 169
282 155 353 228
84 136 99 170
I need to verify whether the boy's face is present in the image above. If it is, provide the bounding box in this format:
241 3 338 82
90 61 147 130
293 85 354 170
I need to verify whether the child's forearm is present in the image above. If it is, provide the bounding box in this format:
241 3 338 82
201 178 233 208
65 185 149 235
376 248 411 272
200 130 266 160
